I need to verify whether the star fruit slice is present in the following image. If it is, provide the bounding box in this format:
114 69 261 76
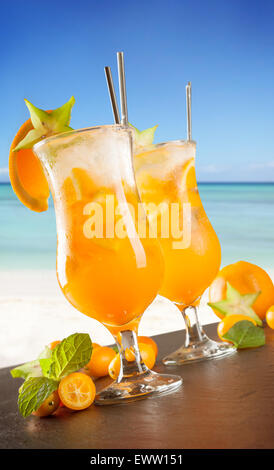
9 97 75 212
208 282 262 326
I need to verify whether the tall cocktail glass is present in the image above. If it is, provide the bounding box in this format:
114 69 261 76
134 139 235 364
33 125 182 403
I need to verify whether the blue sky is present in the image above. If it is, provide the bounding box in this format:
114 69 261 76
1 0 274 182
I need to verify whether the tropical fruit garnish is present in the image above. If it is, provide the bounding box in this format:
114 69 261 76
208 261 274 321
9 97 75 212
208 281 262 326
179 156 202 207
129 123 158 149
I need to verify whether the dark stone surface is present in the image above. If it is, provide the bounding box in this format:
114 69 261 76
0 323 273 449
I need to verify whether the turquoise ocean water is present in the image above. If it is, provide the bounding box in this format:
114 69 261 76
0 183 273 270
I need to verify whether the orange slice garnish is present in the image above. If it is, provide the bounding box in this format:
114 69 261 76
58 372 96 410
9 117 50 212
179 157 202 206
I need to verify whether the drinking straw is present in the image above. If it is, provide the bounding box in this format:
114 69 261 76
117 52 129 126
104 66 121 124
186 81 192 141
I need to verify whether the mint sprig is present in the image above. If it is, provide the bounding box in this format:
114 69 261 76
11 360 43 380
11 346 52 380
18 377 59 418
11 333 93 417
223 320 265 349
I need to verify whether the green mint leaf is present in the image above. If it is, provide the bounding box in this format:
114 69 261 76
39 358 53 376
11 360 43 380
18 377 59 418
37 345 52 360
45 333 92 380
11 345 52 380
223 320 265 349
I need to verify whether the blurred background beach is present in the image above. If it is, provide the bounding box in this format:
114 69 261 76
1 0 274 367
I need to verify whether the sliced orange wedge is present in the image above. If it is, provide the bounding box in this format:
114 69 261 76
181 157 196 188
58 372 96 410
179 157 202 206
9 117 50 212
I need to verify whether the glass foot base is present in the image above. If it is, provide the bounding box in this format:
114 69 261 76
162 337 236 366
95 370 182 405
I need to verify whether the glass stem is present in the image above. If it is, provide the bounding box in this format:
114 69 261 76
178 305 208 347
114 330 148 382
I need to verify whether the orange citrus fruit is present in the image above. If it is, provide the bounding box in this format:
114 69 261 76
217 314 257 342
138 343 156 369
9 116 50 212
32 390 60 417
209 261 274 320
58 372 96 410
109 343 156 379
86 346 116 378
266 306 274 329
138 336 158 357
108 353 121 380
84 343 101 370
49 340 61 350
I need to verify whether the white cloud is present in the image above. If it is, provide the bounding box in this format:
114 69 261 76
199 164 227 174
0 168 8 174
248 161 274 170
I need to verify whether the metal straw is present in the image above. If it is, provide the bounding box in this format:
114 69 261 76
104 66 120 124
186 81 192 141
117 52 128 126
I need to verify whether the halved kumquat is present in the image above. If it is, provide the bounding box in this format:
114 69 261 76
58 372 96 410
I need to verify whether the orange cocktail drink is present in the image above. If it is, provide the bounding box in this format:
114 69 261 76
34 125 182 403
135 139 235 364
59 172 163 329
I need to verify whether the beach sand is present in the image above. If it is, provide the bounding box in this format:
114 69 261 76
0 269 225 368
